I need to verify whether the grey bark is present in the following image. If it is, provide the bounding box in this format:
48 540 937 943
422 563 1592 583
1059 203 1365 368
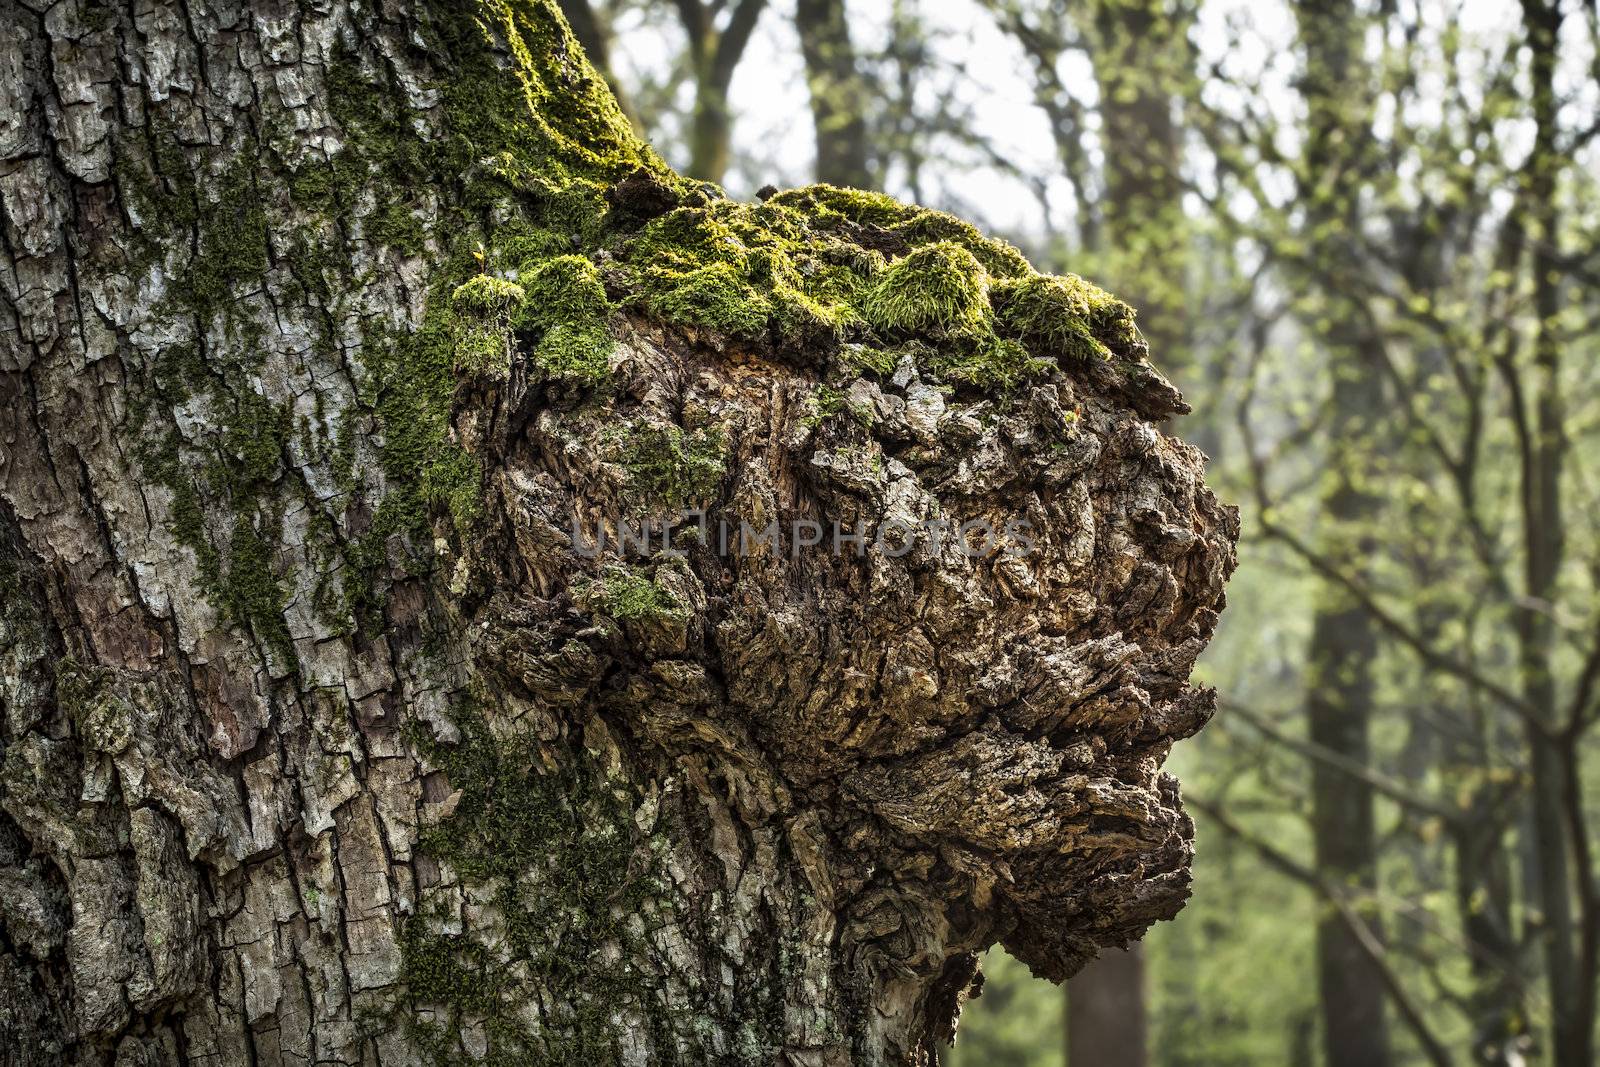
0 2 1236 1065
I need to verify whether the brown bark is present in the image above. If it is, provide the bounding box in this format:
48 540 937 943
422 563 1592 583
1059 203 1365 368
0 2 1235 1064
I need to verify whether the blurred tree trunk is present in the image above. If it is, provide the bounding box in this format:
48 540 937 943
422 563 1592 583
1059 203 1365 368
1513 2 1588 1063
1067 947 1147 1067
796 0 873 188
1087 0 1191 375
1289 2 1393 1065
674 0 768 183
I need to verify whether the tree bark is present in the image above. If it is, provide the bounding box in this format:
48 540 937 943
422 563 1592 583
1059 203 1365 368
0 2 1235 1065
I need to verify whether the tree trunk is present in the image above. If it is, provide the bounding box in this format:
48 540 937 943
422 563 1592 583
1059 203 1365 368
0 2 1235 1065
796 0 873 189
1066 947 1147 1067
1087 0 1191 374
1290 2 1393 1065
681 0 766 185
1514 2 1585 1062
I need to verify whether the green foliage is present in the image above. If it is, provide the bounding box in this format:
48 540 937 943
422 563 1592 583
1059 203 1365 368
945 950 1063 1067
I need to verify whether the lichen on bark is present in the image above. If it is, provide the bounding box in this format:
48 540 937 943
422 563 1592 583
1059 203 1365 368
0 1 1235 1065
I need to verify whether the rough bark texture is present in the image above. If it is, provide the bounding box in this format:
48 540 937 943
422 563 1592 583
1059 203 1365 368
0 2 1236 1065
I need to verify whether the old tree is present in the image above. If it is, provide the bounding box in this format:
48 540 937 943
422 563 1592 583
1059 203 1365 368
0 1 1236 1063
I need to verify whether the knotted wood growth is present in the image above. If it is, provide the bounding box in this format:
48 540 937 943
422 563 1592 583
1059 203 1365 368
0 1 1235 1063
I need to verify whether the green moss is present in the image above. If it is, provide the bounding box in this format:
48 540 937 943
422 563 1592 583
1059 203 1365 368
453 274 528 314
802 385 848 429
616 422 727 510
837 342 898 377
620 199 872 346
590 567 682 621
641 260 770 337
519 255 615 381
369 200 428 252
766 184 1032 278
519 255 608 323
863 241 991 337
989 273 1138 362
219 514 295 665
606 181 1147 400
926 334 1051 392
396 706 665 1063
451 275 528 375
183 163 271 316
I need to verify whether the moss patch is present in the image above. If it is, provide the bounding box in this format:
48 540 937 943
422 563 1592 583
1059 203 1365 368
614 422 728 511
864 241 990 337
589 566 682 621
397 707 665 1064
518 255 615 382
451 275 528 375
989 273 1138 362
588 183 1148 397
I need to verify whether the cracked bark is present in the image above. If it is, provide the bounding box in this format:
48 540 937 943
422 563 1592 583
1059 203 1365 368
0 1 1236 1064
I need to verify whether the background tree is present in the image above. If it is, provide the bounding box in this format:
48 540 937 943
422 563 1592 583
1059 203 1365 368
671 0 769 181
796 0 874 187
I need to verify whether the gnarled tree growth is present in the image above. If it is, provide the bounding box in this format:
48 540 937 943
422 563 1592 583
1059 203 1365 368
0 2 1236 1064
